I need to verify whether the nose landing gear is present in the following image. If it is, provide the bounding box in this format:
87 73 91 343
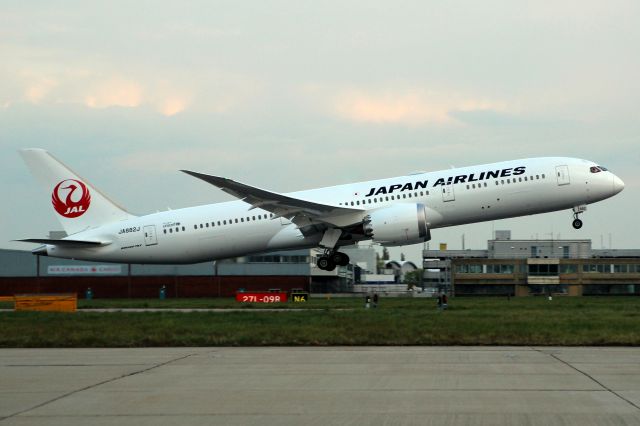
572 205 587 229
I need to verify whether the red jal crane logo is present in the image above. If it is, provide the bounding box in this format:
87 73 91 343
52 179 91 218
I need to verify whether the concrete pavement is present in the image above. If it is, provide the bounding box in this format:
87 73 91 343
1 347 639 425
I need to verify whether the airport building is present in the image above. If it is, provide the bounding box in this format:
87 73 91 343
3 230 637 298
0 247 358 298
2 236 420 291
0 241 414 298
423 231 640 296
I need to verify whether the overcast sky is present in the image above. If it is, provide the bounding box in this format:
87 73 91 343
1 1 638 264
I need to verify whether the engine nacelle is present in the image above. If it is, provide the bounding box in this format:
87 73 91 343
363 204 430 246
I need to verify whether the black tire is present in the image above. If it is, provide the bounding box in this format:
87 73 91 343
325 259 337 271
317 256 330 270
331 252 350 266
572 218 583 229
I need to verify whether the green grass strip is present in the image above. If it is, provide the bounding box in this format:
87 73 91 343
0 296 638 347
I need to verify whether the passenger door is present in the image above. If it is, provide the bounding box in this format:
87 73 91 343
144 225 158 246
556 165 570 186
441 183 455 202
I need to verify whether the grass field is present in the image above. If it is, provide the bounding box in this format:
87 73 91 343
0 296 639 347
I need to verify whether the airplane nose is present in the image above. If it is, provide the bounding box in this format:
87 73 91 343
612 175 625 194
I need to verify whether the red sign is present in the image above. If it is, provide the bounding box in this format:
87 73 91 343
236 292 287 303
52 179 91 218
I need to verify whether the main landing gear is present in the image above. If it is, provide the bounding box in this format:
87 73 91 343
316 250 350 271
572 205 587 229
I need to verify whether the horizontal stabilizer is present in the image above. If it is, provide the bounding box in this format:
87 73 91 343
15 238 110 247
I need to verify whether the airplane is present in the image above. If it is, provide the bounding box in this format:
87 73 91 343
16 149 624 271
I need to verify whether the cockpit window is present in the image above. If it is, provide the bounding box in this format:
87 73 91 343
598 165 608 171
590 166 601 173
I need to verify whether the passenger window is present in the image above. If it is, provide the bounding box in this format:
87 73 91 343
163 229 167 234
536 175 539 179
542 174 545 178
199 224 203 229
368 199 372 204
217 221 221 226
175 227 179 232
206 223 209 227
356 201 360 205
350 201 354 206
484 182 487 187
386 196 389 201
519 177 522 182
495 181 498 185
169 228 173 233
193 225 197 230
182 226 185 231
408 193 412 198
235 219 238 223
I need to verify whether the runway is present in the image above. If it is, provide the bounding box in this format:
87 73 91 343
1 347 639 425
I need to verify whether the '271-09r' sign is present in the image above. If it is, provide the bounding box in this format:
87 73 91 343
236 292 287 303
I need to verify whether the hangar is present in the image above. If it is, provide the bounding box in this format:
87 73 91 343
0 247 355 298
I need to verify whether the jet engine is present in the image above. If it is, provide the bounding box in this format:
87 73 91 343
363 203 430 246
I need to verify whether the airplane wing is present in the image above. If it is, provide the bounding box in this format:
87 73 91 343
15 239 111 247
181 170 365 229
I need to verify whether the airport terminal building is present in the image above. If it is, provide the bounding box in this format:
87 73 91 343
423 231 640 296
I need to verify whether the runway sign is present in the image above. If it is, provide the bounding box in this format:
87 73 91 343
291 292 309 302
236 292 287 303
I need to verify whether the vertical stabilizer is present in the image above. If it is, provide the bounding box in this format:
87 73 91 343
20 148 136 235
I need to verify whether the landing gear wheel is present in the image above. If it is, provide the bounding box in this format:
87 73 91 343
317 256 337 271
325 260 336 271
571 205 586 230
317 256 330 270
331 252 350 266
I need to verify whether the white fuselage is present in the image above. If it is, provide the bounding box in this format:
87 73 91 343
44 157 624 264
